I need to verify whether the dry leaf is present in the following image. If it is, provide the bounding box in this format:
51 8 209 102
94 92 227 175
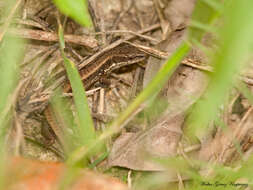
108 66 209 171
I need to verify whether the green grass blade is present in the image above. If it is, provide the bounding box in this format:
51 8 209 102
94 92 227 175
0 1 24 188
0 29 24 190
0 36 22 190
58 27 96 152
201 0 223 13
188 0 221 42
189 20 217 34
53 0 92 27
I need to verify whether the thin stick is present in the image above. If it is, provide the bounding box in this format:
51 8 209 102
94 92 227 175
95 30 159 43
2 28 98 49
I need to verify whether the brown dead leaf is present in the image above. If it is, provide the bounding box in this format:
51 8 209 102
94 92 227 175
108 65 209 171
108 114 184 171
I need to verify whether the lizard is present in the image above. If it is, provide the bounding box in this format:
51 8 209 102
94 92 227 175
43 42 147 153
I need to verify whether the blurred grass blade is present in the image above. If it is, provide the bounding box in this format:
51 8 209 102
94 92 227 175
49 90 78 155
88 151 109 169
53 0 92 27
189 20 217 34
201 0 223 13
0 5 24 188
188 0 221 42
238 155 253 180
58 26 96 152
0 0 23 42
0 1 23 188
186 0 253 142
